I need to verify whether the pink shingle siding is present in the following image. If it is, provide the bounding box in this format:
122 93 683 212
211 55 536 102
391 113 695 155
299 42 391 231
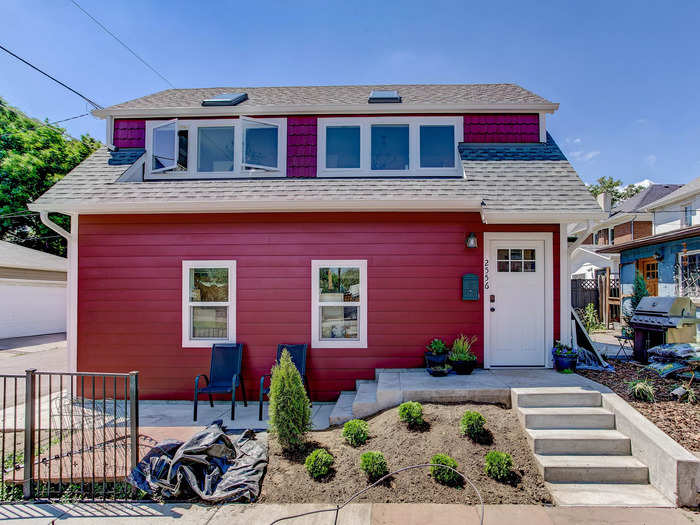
113 119 146 148
463 114 539 143
287 116 317 177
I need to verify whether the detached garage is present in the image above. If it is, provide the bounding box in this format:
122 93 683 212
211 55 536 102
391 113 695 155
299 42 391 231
0 241 67 339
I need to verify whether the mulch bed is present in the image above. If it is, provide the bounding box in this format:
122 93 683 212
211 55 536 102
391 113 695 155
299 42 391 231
578 361 700 452
259 403 552 505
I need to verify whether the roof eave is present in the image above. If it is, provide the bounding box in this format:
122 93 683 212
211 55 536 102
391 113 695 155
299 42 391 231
92 102 559 119
482 210 607 224
598 225 700 253
29 197 485 215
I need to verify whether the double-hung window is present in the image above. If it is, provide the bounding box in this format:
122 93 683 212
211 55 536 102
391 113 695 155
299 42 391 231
311 260 367 348
146 118 286 179
182 260 236 347
678 251 700 298
317 117 462 177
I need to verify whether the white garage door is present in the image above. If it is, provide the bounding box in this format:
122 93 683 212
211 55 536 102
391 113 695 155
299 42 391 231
0 280 66 339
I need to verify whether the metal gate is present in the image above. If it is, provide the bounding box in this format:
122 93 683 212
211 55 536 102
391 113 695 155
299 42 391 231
1 369 139 502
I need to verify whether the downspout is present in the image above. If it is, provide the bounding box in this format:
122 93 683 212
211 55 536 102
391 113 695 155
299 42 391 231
39 212 78 373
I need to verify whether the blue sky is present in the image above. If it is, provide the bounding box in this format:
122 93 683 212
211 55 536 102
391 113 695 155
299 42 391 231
2 0 699 186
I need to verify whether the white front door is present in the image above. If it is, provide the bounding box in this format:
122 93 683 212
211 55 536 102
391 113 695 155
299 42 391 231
485 235 549 366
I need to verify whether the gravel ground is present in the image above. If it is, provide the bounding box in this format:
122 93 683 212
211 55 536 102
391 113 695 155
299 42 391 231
259 403 552 505
578 361 700 452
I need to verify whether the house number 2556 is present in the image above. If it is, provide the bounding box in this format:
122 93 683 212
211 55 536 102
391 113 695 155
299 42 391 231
484 259 490 290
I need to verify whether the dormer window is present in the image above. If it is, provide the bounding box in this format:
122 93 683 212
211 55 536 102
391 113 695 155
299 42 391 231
145 118 286 179
317 116 462 177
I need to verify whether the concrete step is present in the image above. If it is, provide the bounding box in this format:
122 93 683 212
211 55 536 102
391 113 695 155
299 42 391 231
535 455 649 484
547 482 674 507
352 381 378 419
329 391 356 426
517 407 615 429
526 429 631 455
512 387 602 408
376 372 402 410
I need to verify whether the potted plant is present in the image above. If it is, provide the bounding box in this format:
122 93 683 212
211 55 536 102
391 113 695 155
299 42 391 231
448 334 478 375
425 338 449 368
427 363 452 377
552 340 578 372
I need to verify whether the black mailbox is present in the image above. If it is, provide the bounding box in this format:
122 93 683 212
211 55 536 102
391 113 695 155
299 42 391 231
462 274 479 301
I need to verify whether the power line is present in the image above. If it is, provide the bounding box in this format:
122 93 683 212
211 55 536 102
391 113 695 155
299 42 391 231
0 43 103 109
70 0 175 89
48 112 90 126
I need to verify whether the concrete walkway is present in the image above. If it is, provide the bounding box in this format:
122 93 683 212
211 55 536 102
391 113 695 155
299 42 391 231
0 503 697 524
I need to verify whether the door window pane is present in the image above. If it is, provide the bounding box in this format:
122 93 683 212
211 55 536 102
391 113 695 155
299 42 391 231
419 125 455 167
524 261 536 272
326 126 360 168
497 249 509 261
524 249 535 260
197 127 234 172
189 268 229 302
320 306 359 340
152 121 176 171
371 124 409 170
191 306 228 339
245 123 278 168
319 267 360 302
510 261 523 272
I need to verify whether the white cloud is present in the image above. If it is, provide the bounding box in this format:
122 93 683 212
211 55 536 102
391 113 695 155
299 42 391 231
573 137 581 144
635 118 648 125
570 150 600 162
643 154 657 168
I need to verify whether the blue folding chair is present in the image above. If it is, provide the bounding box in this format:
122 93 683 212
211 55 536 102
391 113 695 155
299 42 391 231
259 344 311 420
193 343 247 421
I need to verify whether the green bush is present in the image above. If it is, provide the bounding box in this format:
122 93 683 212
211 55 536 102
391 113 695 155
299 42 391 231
460 410 486 440
398 401 424 427
268 349 311 452
581 303 604 334
627 379 656 402
484 450 513 482
342 419 369 447
449 334 478 361
426 338 448 355
429 453 460 486
305 448 334 479
360 451 389 482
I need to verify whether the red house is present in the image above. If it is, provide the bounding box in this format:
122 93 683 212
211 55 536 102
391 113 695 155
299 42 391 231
30 84 603 401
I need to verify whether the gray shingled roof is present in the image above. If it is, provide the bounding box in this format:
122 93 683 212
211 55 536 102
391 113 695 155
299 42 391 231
102 84 554 112
642 176 700 210
0 241 67 272
610 184 682 215
30 147 602 217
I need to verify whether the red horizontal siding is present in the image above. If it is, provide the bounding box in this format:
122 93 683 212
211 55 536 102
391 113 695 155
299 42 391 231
463 114 539 143
77 213 558 401
287 116 317 178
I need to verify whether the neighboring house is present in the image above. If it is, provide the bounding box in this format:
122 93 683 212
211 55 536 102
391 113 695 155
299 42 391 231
0 241 67 339
599 176 700 301
569 184 682 279
28 83 603 400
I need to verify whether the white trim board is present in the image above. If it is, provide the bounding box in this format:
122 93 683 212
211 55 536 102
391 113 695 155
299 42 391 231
483 232 554 369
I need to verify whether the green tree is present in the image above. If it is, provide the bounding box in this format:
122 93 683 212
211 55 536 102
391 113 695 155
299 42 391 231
631 270 650 310
0 97 100 255
268 349 311 452
588 176 643 207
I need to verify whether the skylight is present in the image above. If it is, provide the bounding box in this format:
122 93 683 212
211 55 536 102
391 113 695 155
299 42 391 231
201 92 248 107
368 90 401 103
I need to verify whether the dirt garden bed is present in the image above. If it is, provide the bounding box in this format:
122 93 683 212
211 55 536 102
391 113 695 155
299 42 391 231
259 402 552 505
578 361 700 452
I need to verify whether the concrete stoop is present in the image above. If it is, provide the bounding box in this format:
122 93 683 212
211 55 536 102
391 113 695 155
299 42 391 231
512 387 674 507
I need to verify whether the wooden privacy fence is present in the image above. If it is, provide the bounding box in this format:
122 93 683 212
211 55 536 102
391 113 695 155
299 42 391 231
571 271 621 328
571 279 599 315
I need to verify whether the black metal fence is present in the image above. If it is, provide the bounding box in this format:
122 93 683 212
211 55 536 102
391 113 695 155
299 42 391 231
1 369 139 502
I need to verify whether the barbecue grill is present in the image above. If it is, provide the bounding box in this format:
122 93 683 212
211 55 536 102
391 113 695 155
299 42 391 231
629 296 699 362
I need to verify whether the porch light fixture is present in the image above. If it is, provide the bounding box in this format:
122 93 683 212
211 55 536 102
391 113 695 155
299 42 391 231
465 232 478 249
653 251 663 262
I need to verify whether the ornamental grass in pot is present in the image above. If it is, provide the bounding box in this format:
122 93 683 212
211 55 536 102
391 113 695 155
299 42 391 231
425 338 449 368
552 340 578 372
448 334 478 375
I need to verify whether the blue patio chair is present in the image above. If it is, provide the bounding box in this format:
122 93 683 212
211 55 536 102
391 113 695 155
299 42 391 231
258 344 311 421
193 343 247 421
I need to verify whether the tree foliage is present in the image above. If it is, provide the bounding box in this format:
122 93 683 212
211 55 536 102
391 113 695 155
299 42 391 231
268 349 311 452
588 176 643 207
0 97 100 255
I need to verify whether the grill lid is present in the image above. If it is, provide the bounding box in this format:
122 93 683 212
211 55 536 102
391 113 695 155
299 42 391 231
634 296 696 318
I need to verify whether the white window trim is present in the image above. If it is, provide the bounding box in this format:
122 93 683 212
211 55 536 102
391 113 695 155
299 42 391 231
682 202 693 228
182 260 236 348
145 118 287 180
311 260 368 349
316 116 463 178
150 119 178 173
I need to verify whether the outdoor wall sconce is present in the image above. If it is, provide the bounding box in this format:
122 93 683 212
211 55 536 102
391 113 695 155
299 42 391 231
653 251 663 262
465 232 478 249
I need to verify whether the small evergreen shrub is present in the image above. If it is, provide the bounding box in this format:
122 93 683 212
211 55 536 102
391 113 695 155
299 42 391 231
360 451 388 482
429 453 460 486
484 450 513 482
342 419 369 447
305 448 334 479
398 401 424 427
460 410 486 440
627 379 656 402
268 349 312 452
